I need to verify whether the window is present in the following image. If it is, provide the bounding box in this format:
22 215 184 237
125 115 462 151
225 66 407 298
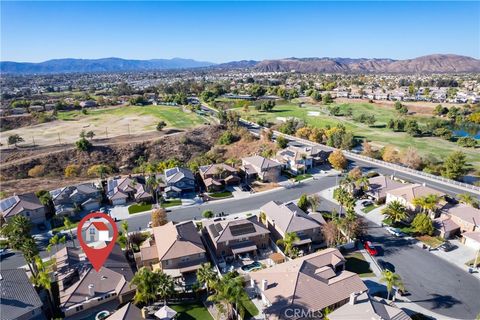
26 212 30 216
90 228 96 235
75 306 84 312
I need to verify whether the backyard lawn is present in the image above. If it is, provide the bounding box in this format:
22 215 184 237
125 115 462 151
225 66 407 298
128 203 152 214
239 102 480 167
171 303 213 320
240 290 259 318
345 252 375 277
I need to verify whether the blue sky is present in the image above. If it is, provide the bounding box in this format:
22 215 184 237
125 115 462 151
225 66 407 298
1 1 479 62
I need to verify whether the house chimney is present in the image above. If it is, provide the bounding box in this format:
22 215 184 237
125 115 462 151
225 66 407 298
349 292 358 305
88 284 95 297
141 307 149 319
262 279 268 291
250 278 255 288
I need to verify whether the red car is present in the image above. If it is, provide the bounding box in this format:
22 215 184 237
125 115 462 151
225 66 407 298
364 241 378 256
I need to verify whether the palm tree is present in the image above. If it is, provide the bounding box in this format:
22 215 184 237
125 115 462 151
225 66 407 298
63 217 76 247
276 232 300 257
146 176 159 203
157 271 175 305
458 193 479 208
121 221 130 251
33 256 55 313
381 201 408 223
130 267 161 305
380 270 404 300
21 237 40 276
412 194 441 214
356 176 369 192
208 273 245 320
301 153 308 175
197 263 218 293
307 194 321 212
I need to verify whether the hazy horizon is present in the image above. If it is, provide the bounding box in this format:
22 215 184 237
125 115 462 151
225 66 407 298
1 1 479 63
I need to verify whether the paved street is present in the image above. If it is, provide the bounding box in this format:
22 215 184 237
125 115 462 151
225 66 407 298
366 221 480 319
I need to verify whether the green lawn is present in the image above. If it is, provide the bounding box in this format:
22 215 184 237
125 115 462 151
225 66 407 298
361 204 378 214
240 290 259 318
294 173 313 181
161 199 182 208
466 256 480 268
57 105 206 129
208 191 233 198
128 203 152 214
51 220 80 233
239 102 480 167
345 252 375 277
171 303 213 320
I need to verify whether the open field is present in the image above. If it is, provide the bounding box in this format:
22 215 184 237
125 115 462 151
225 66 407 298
1 105 208 147
239 102 480 168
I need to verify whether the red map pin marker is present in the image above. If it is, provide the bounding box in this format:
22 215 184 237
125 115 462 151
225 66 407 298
77 212 119 271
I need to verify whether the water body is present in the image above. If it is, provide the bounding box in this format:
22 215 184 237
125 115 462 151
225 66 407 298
451 124 480 139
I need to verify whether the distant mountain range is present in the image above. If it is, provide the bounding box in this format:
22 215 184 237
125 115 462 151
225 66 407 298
0 57 215 74
1 54 479 74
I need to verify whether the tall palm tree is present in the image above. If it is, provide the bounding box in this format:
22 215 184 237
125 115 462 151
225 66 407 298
197 263 218 293
208 273 245 320
276 232 300 257
63 217 76 247
157 271 175 305
381 201 408 223
356 176 369 192
380 270 404 300
130 267 161 305
21 237 40 277
146 176 159 203
307 194 321 212
121 221 130 251
412 194 441 214
33 256 55 313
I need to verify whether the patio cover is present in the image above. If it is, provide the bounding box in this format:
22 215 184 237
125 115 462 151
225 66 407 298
293 237 312 246
269 252 285 264
154 305 177 320
231 243 258 255
162 268 182 278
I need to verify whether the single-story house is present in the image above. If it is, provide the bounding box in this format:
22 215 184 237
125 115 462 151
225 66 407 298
385 183 445 214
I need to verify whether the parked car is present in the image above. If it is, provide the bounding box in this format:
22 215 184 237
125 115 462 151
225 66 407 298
439 241 456 252
385 227 404 237
364 241 378 256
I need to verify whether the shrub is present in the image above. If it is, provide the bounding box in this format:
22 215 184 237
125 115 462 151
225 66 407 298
156 121 167 131
202 210 214 218
28 165 45 178
412 213 434 236
64 164 81 178
76 137 92 151
457 137 477 148
276 135 288 149
217 131 235 145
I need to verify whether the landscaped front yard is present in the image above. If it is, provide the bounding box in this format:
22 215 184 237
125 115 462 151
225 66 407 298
171 302 213 320
128 203 152 214
208 191 233 199
345 252 375 278
161 199 182 208
361 204 378 213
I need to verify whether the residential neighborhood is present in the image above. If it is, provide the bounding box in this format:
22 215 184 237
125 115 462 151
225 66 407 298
1 1 480 320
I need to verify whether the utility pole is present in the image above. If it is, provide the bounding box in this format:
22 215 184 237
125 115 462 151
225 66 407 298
57 133 61 144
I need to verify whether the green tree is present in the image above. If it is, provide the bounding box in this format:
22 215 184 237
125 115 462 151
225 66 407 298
218 131 235 145
307 194 321 212
121 221 130 252
441 151 467 180
131 268 162 305
75 137 92 151
85 130 95 140
157 271 175 305
156 121 167 131
380 270 404 300
208 273 246 320
276 135 288 149
458 193 479 209
411 213 434 235
297 194 309 212
202 210 215 218
412 194 441 214
64 217 76 247
32 257 55 313
381 201 408 223
197 262 218 293
7 134 24 147
276 232 300 257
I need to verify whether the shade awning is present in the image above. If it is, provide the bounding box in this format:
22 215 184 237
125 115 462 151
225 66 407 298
154 305 177 320
179 264 202 273
293 238 312 246
162 268 182 278
231 243 258 255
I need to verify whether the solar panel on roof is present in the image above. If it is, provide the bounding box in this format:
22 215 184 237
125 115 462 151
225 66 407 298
0 197 17 211
165 168 178 177
229 222 256 236
208 224 219 238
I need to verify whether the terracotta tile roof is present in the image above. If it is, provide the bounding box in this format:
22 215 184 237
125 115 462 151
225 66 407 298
367 176 405 199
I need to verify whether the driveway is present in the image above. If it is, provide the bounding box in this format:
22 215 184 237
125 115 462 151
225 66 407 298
366 221 480 319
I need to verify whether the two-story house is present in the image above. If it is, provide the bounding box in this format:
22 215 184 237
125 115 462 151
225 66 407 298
203 216 270 260
50 183 102 217
260 201 325 253
385 183 446 216
0 193 46 225
241 155 282 183
275 146 328 175
107 176 152 205
136 221 207 287
163 167 196 198
199 163 241 192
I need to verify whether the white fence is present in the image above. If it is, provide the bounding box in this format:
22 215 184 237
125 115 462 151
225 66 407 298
239 119 480 194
